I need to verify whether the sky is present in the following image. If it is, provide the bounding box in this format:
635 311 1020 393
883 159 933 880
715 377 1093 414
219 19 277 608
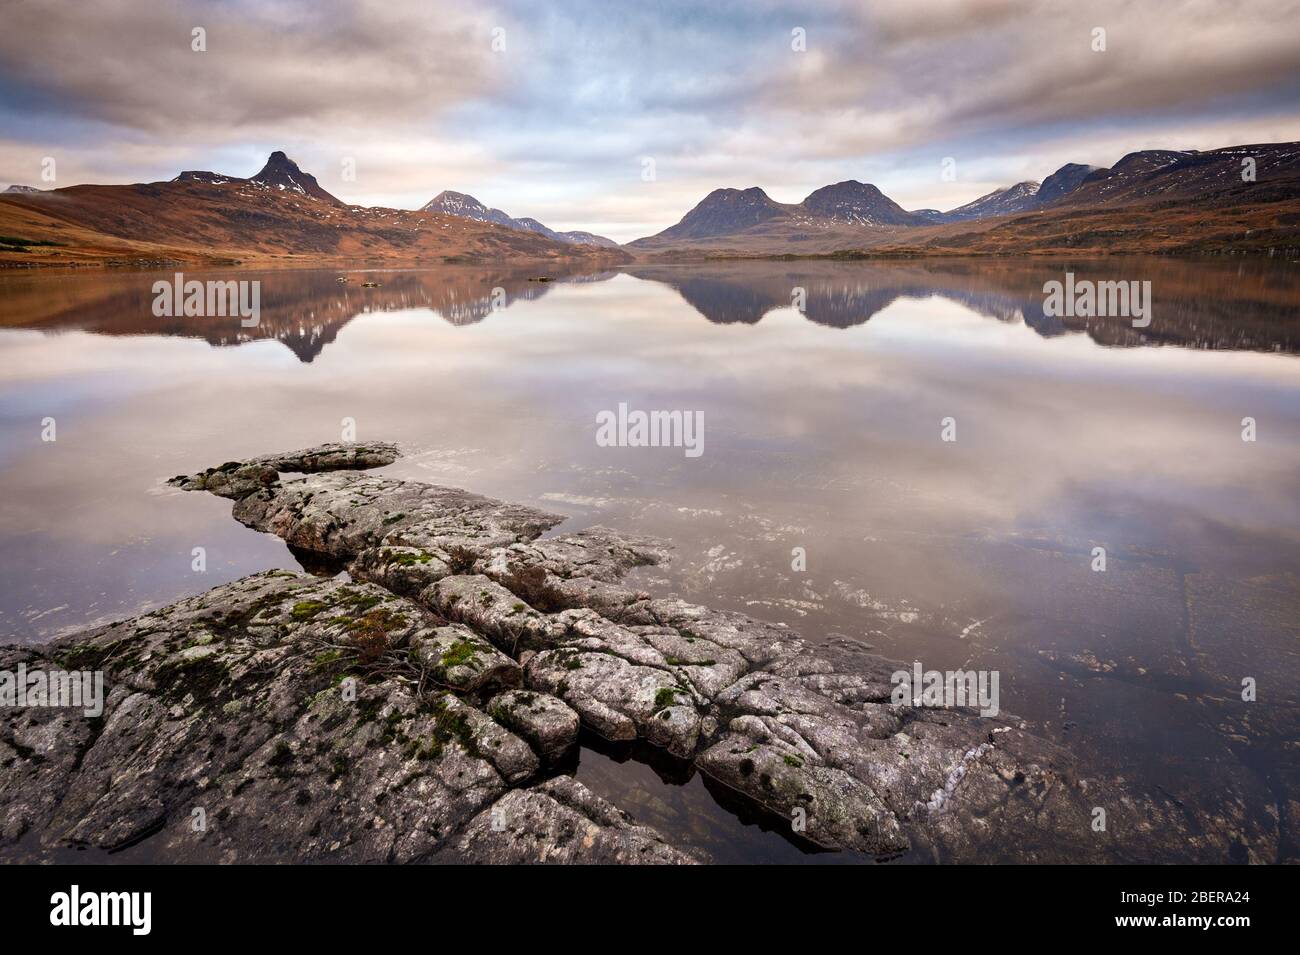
2 0 1299 243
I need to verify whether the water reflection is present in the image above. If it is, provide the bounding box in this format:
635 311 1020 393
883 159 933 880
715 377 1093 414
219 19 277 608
3 257 1297 358
0 265 617 361
0 258 1297 861
629 259 1300 350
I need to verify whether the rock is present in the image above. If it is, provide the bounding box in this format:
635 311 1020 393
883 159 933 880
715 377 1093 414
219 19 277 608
427 693 538 785
1 442 1270 864
696 737 908 855
526 644 702 758
167 442 399 500
426 575 555 653
412 624 521 694
453 777 698 864
487 690 580 762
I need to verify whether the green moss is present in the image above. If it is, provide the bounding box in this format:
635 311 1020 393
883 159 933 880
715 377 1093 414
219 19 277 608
291 600 328 621
653 687 683 711
783 754 804 768
438 639 478 669
337 589 382 612
403 698 480 762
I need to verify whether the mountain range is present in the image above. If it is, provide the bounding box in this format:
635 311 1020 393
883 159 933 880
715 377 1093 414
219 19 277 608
2 141 1298 266
628 142 1300 255
0 151 627 267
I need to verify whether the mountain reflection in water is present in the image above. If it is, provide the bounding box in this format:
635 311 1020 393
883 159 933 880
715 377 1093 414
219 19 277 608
2 257 1296 359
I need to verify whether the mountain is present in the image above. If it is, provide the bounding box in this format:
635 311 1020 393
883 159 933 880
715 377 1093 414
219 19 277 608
4 184 41 194
628 175 1050 249
637 187 793 243
629 141 1300 255
421 190 619 248
174 151 343 205
0 152 629 267
930 163 1100 222
1050 144 1300 207
941 180 1042 221
800 180 928 227
247 150 343 204
420 190 515 227
629 181 931 251
1036 163 1101 204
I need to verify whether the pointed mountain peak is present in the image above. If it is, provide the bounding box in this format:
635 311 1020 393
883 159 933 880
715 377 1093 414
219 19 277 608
248 151 341 204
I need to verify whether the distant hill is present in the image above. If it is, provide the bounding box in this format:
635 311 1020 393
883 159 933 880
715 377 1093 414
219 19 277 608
421 191 620 248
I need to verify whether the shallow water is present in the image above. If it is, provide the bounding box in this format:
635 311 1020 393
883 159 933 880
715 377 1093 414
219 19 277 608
1 257 1297 862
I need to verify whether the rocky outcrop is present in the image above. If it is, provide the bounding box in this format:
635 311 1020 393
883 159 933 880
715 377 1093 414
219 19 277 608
0 444 1264 863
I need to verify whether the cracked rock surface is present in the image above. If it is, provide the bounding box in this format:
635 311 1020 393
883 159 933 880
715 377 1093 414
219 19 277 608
0 443 1268 863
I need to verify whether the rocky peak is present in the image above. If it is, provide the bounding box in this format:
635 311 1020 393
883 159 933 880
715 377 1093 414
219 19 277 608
247 150 342 204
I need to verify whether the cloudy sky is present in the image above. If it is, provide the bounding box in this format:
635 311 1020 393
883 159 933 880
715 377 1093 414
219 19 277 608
2 0 1298 242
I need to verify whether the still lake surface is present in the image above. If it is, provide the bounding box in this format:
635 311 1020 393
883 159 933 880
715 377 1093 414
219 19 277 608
1 257 1297 862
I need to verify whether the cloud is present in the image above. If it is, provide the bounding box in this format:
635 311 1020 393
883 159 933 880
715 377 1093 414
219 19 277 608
1 0 1298 241
0 0 501 132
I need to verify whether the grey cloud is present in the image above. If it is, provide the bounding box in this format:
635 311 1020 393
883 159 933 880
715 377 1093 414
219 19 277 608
757 0 1300 151
0 0 501 133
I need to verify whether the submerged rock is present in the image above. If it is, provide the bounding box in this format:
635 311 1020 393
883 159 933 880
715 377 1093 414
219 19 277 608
1 443 1273 864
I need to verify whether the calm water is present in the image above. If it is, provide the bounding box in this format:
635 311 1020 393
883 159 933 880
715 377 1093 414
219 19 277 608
1 258 1297 862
